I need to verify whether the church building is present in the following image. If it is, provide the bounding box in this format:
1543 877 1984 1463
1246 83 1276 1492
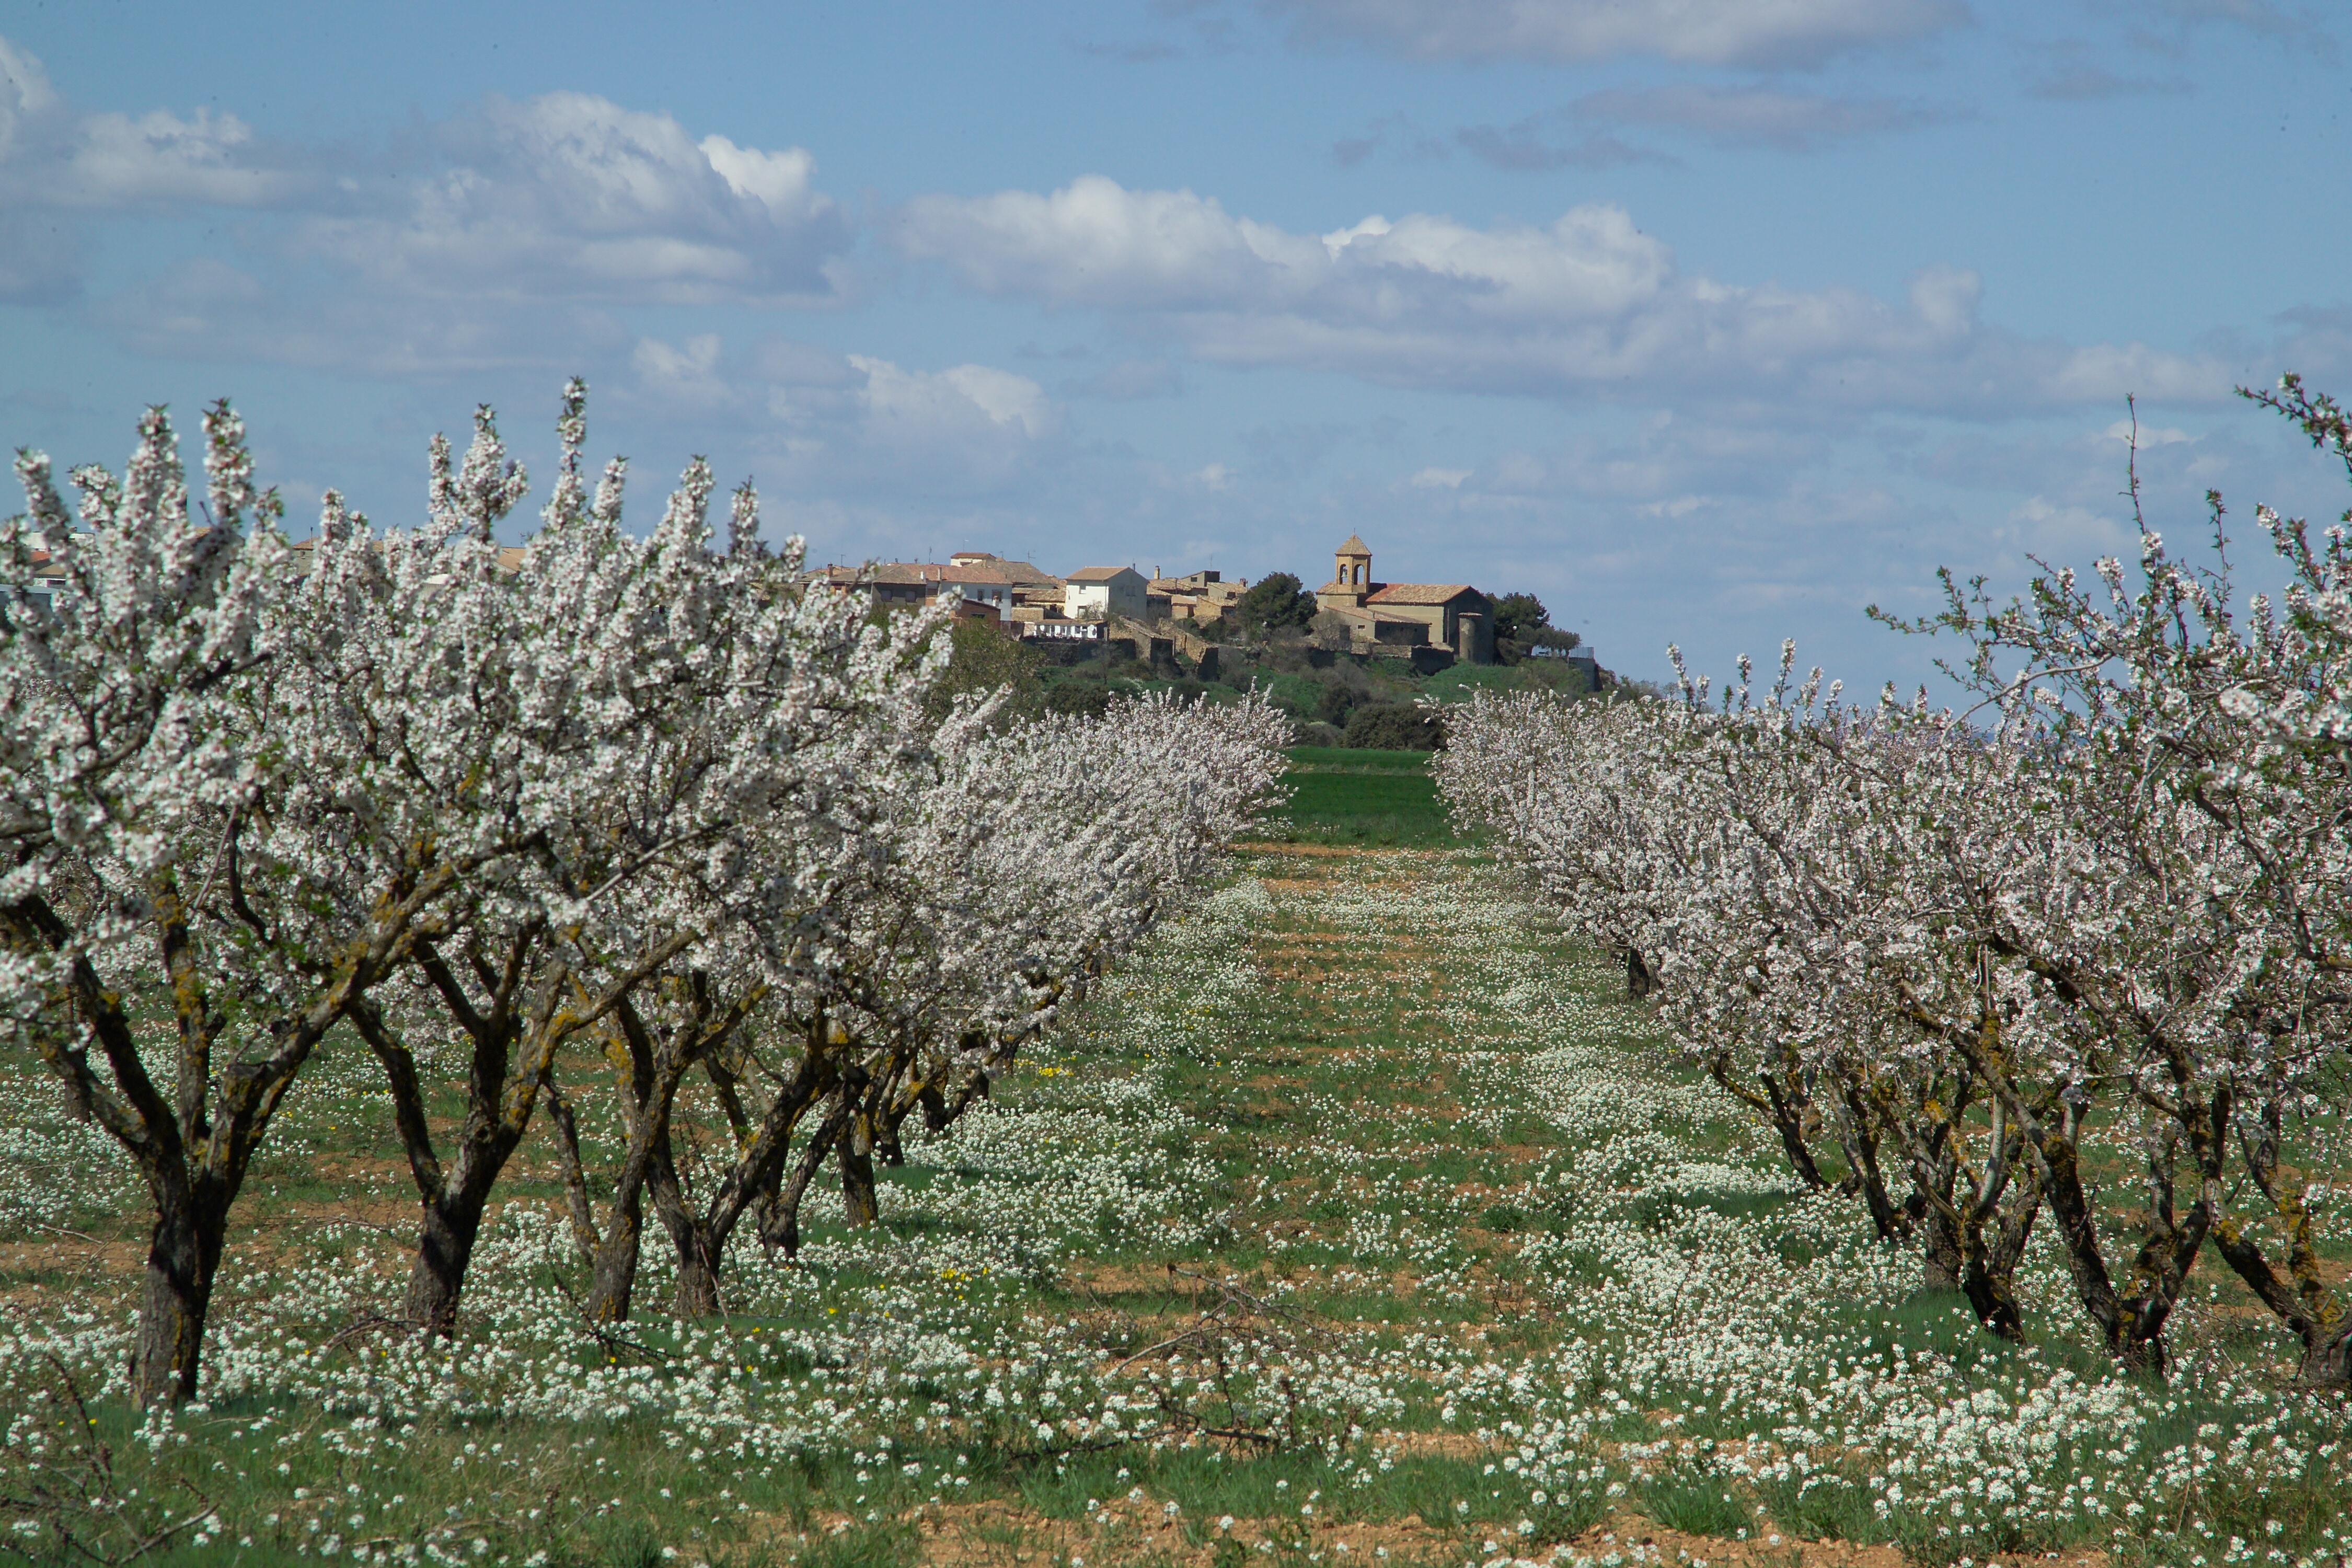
1313 535 1494 665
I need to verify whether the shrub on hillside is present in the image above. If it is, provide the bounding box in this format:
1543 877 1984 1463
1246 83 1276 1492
1293 719 1345 747
1345 702 1445 751
1486 591 1582 665
1043 677 1115 719
925 616 1046 724
1237 572 1316 635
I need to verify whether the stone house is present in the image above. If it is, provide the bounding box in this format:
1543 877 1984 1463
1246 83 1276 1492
810 553 1058 618
1312 535 1493 665
1148 568 1248 625
1063 565 1148 622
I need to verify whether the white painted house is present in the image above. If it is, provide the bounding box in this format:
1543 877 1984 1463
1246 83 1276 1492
1062 565 1148 622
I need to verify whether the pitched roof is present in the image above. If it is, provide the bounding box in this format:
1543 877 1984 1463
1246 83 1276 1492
1335 533 1371 556
1367 583 1482 607
1065 565 1141 583
946 559 1056 587
950 555 1057 585
816 558 1059 589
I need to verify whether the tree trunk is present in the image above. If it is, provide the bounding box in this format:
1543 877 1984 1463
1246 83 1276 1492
545 1084 601 1264
406 1180 492 1335
131 1185 220 1408
2207 1096 2350 1389
840 1112 880 1228
644 1140 722 1318
762 1081 861 1260
1759 1073 1828 1192
1830 1083 1915 1246
582 1004 681 1325
1958 1196 2037 1342
1920 1204 1964 1295
1624 947 1656 999
2210 1218 2351 1390
2022 1107 2171 1376
585 1184 644 1323
665 1219 720 1319
2301 1317 2352 1390
668 1236 719 1317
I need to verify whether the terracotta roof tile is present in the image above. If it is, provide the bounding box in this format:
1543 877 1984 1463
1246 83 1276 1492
1366 583 1480 606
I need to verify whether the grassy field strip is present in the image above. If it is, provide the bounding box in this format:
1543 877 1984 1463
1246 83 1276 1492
1272 750 1455 848
3 849 2350 1568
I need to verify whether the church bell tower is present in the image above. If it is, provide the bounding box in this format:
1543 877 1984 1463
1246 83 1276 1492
1320 533 1374 612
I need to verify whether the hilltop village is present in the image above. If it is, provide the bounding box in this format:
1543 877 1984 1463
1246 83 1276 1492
810 534 1604 744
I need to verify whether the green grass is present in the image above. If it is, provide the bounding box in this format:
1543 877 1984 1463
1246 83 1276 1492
8 846 2348 1568
1270 747 1459 846
1281 746 1432 771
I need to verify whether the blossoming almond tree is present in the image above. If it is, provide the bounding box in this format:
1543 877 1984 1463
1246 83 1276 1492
577 689 1288 1319
0 407 469 1403
1443 669 2107 1347
344 390 953 1334
1908 377 2352 1384
832 689 1292 1219
1447 383 2352 1383
556 568 954 1321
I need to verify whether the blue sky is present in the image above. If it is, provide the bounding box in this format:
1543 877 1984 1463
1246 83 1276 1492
5 0 2350 687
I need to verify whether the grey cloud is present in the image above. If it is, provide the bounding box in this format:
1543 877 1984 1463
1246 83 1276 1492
2267 307 2352 384
1238 420 1352 480
1331 110 1663 172
2022 64 2192 100
0 206 84 304
893 177 2233 419
91 256 631 377
1071 37 1186 61
1261 0 1970 69
1570 84 1966 151
2 34 859 328
622 332 1064 499
291 93 856 308
2152 0 2332 44
1 38 316 215
1069 359 1186 400
1454 120 1665 171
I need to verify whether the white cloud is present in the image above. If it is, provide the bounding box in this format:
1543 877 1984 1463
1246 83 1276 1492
897 177 1317 310
621 333 1059 497
2004 494 2135 559
95 255 631 375
697 135 825 219
2 38 309 213
1408 466 1471 488
2103 417 2193 445
1262 0 1968 68
851 356 1054 440
61 109 309 208
295 93 851 307
0 34 856 326
894 176 2229 416
1571 84 1964 151
0 36 57 130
